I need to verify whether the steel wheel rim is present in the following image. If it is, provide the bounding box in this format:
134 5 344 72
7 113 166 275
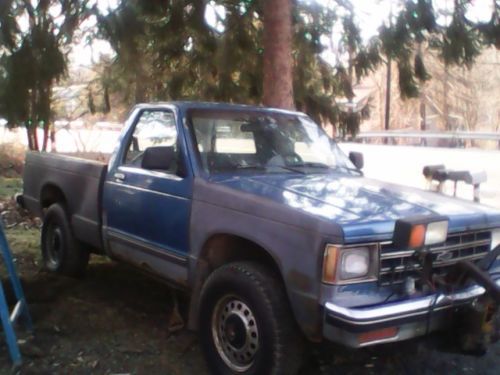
46 223 63 268
211 295 259 372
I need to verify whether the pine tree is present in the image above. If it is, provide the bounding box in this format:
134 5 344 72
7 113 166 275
0 0 91 150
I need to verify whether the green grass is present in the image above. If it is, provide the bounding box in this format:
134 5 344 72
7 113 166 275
0 176 22 200
4 226 40 256
1 227 41 278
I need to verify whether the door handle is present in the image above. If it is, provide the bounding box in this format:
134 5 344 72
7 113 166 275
114 172 126 182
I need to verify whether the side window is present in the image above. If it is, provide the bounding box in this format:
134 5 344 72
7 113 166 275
123 110 178 173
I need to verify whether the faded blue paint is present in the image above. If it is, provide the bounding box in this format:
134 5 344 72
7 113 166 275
104 105 193 256
207 173 500 243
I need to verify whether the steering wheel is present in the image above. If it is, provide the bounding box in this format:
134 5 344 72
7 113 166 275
266 152 303 167
283 153 303 165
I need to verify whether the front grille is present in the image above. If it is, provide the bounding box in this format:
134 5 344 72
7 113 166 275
379 230 491 286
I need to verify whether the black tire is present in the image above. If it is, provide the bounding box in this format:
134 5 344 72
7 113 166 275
41 203 89 277
199 262 304 375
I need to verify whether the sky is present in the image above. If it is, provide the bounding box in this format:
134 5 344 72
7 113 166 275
69 0 495 67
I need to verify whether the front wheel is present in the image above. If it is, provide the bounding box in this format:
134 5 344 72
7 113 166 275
41 203 89 277
199 262 303 375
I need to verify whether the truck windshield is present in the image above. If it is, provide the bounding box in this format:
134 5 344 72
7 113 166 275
189 109 357 175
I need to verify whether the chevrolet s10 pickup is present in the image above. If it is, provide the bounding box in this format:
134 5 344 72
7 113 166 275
21 102 500 374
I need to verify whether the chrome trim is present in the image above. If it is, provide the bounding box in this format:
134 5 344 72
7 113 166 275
380 253 487 274
446 229 491 236
380 239 491 260
429 239 490 253
106 181 189 200
379 250 415 260
378 230 492 284
325 279 500 326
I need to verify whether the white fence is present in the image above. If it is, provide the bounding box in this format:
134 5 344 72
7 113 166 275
354 130 500 141
339 143 500 209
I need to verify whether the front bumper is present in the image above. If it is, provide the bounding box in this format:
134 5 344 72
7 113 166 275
323 279 500 348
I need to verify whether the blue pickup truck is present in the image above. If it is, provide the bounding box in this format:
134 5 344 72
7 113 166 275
21 102 500 374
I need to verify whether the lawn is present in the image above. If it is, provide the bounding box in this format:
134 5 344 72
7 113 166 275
0 176 22 201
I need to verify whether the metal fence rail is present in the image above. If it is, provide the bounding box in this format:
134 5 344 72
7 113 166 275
353 130 500 141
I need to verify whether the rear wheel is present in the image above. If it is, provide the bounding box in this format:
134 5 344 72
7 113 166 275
41 203 89 277
199 262 303 375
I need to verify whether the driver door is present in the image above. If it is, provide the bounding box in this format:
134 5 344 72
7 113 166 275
103 109 192 278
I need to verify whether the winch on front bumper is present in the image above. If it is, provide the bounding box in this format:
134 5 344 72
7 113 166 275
323 244 500 349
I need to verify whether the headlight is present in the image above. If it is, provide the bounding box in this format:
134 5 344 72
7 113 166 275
322 244 379 284
340 248 370 279
425 221 449 245
492 228 500 250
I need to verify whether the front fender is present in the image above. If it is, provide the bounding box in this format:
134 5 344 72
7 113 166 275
188 178 343 340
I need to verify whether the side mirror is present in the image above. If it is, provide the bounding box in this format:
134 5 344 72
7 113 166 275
142 146 175 171
349 151 364 170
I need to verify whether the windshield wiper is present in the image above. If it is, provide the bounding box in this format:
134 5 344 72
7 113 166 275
277 166 307 174
225 164 300 174
287 162 362 175
234 164 267 170
289 162 331 169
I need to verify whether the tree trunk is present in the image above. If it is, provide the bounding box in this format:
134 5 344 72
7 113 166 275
26 124 39 151
443 63 450 131
135 69 147 104
39 83 52 151
384 58 392 144
28 88 39 151
104 85 111 113
42 122 49 151
33 125 39 151
420 89 427 146
50 124 57 152
26 125 34 150
262 0 294 110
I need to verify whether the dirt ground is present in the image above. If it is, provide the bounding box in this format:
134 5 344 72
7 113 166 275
0 241 498 375
1 231 498 375
0 148 499 374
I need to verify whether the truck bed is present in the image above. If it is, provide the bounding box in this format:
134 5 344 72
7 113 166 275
23 152 108 251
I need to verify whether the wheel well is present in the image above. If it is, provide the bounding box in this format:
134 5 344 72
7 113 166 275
198 234 283 280
187 233 285 331
40 184 67 210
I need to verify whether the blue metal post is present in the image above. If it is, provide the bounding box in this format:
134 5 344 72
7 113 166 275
0 220 34 366
0 282 22 366
0 222 33 331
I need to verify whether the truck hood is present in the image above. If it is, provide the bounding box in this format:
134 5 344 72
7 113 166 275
209 173 500 242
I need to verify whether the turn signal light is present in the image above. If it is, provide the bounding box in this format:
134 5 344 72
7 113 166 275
393 215 449 250
322 245 340 283
408 224 426 248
